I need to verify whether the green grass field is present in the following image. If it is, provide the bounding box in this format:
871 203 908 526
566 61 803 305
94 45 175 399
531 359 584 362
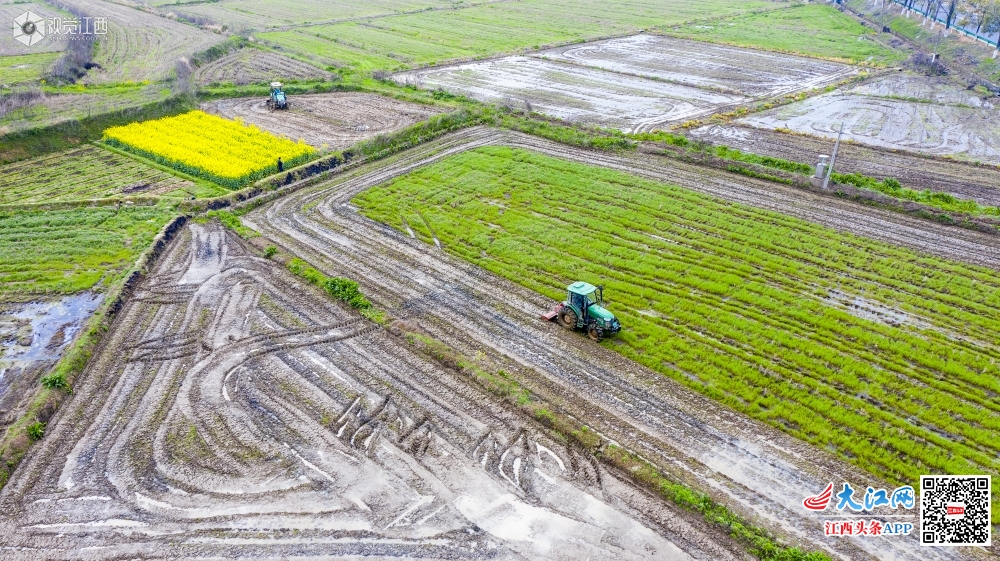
0 203 177 298
0 53 60 85
667 4 906 65
355 146 1000 518
0 145 228 205
260 0 773 72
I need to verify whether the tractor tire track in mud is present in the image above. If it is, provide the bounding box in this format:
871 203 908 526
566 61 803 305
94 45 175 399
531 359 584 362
201 93 442 151
244 126 994 561
0 220 735 560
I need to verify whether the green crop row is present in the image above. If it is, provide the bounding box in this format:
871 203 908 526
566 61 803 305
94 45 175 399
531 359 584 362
0 145 198 205
831 172 1000 217
0 202 178 297
353 146 1000 520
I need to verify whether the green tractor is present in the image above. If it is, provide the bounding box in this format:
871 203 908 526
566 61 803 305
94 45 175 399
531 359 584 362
542 281 621 341
267 81 289 111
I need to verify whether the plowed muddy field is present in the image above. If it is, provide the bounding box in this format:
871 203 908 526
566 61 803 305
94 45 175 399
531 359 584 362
200 92 441 150
394 34 855 132
739 73 1000 165
0 219 743 560
241 127 991 560
3 128 994 560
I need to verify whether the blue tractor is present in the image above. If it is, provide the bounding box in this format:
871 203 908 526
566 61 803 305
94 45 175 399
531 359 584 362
267 82 288 111
542 281 621 341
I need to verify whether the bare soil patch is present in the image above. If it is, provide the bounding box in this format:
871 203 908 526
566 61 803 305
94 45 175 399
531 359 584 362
200 92 441 150
194 49 333 86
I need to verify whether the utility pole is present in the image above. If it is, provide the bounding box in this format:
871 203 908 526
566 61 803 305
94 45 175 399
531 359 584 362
822 123 846 191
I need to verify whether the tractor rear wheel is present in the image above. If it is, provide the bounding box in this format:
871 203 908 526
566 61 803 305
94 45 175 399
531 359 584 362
559 308 577 329
587 324 603 342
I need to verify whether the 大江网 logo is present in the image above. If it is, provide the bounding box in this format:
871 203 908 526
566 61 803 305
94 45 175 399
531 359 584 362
13 11 46 46
803 483 834 510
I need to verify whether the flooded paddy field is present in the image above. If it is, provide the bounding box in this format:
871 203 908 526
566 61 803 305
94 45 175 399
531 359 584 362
395 34 855 133
402 55 747 132
538 34 856 98
738 72 1000 165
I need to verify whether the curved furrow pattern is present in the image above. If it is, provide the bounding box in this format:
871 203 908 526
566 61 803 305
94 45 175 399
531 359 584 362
0 219 720 561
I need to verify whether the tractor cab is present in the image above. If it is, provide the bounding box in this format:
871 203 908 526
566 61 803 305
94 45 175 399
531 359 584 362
542 281 622 341
267 82 288 111
568 281 599 314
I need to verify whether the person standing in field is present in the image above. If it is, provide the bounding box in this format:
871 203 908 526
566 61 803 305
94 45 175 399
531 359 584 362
277 157 284 172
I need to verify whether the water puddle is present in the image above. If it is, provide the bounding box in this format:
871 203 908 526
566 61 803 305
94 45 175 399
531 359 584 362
0 292 103 392
824 289 928 329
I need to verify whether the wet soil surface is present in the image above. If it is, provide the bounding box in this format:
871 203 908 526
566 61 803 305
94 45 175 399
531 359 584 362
241 127 992 560
0 293 102 439
200 92 441 150
538 34 856 99
394 34 854 133
739 72 1000 165
690 123 1000 207
0 221 741 560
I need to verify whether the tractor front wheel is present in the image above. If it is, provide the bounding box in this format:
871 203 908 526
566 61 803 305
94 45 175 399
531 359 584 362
587 324 603 342
559 308 577 329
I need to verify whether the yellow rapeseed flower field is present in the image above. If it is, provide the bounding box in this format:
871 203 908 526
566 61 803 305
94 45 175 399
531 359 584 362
103 110 314 188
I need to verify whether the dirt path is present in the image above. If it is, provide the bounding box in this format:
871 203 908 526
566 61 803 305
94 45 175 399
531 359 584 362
0 220 741 560
243 127 998 560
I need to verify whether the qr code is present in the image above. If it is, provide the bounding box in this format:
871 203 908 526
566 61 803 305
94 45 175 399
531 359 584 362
920 475 991 546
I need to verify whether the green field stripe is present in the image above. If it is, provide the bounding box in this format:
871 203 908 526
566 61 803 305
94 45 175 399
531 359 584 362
0 145 193 204
353 146 1000 517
